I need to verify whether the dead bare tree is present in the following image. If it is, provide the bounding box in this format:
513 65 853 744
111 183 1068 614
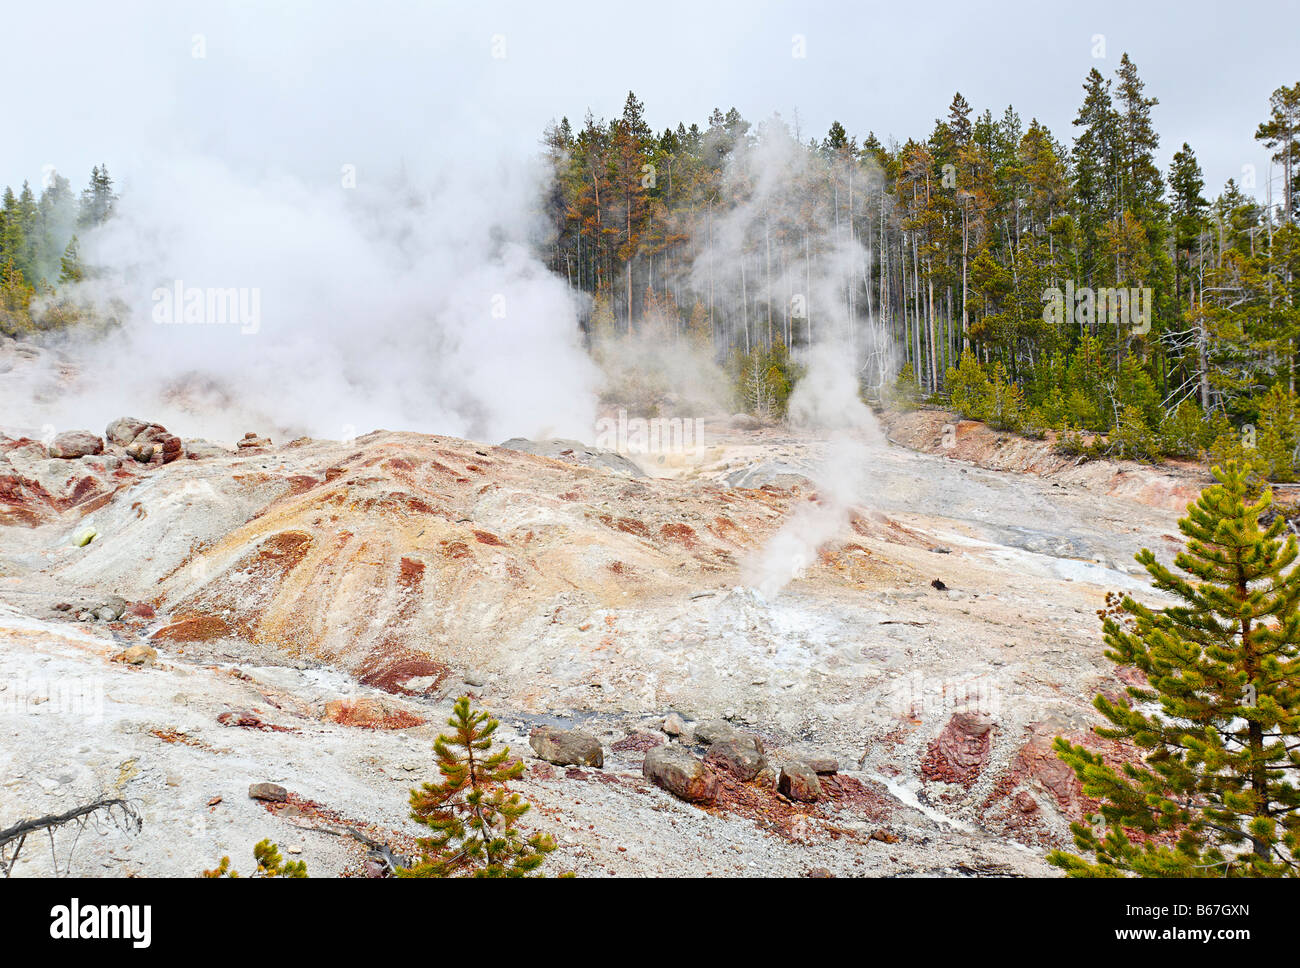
744 352 775 420
0 798 142 877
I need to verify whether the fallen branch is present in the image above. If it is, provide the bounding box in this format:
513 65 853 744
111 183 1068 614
0 798 142 877
279 817 410 873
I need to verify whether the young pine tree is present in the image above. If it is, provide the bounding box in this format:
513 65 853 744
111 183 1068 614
203 839 308 878
398 696 561 878
1051 460 1300 876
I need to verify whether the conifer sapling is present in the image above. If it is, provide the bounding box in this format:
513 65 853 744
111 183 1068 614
398 695 561 877
1050 460 1300 876
203 839 308 878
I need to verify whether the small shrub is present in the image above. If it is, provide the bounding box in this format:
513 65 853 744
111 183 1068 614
203 839 307 878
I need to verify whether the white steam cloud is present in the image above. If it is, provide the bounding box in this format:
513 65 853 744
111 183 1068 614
749 343 884 599
698 116 891 599
11 153 599 446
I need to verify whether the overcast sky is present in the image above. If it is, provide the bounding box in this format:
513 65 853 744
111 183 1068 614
4 0 1297 202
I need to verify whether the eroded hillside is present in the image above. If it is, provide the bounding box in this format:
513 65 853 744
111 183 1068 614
0 413 1208 876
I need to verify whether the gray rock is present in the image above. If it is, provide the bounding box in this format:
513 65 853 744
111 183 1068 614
703 738 767 781
49 431 104 459
643 745 718 804
662 712 687 737
498 438 648 479
694 719 736 745
237 432 272 450
730 413 763 430
778 763 822 802
695 719 763 751
803 756 839 775
95 595 127 621
248 782 288 802
126 426 182 464
106 417 150 446
529 726 604 768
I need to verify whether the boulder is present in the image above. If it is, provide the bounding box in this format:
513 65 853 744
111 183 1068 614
529 726 604 768
730 413 763 431
2 439 48 461
237 432 272 450
248 782 288 802
113 645 158 666
695 719 763 751
778 762 822 802
105 417 151 446
1007 720 1086 816
1013 790 1040 814
94 595 127 621
662 712 687 737
643 745 718 804
49 431 104 459
126 425 182 464
804 756 839 775
703 738 767 781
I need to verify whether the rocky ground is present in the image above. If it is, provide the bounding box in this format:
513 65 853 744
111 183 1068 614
0 402 1213 877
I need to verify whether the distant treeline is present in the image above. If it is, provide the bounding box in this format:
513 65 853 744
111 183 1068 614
539 60 1300 468
0 165 115 335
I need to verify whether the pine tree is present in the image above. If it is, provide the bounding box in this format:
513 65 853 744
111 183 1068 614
58 235 84 285
398 696 561 878
1114 53 1164 220
946 349 991 420
1072 68 1120 284
1050 460 1300 876
77 164 117 229
822 119 850 155
1169 143 1208 304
